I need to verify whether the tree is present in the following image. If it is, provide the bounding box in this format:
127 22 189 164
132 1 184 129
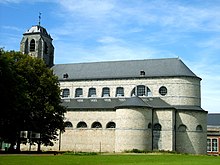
0 49 66 151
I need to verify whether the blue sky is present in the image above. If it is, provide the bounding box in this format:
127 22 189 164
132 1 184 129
0 0 219 113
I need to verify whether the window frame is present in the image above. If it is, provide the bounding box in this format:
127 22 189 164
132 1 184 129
106 121 116 128
64 121 73 128
91 121 102 128
212 138 218 152
178 124 187 132
116 87 124 97
153 123 162 131
159 86 167 96
30 39 35 52
102 87 110 97
76 121 87 128
62 88 70 98
75 88 83 97
88 87 96 97
196 125 203 132
207 138 219 152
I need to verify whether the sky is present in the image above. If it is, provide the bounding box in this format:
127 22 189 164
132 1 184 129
0 0 219 113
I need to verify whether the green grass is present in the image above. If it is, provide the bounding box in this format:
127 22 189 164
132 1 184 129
0 154 219 165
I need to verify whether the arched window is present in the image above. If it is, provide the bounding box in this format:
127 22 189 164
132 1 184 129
75 88 83 97
62 88 70 98
148 123 152 129
44 42 48 54
178 124 187 132
64 121 73 128
77 121 87 128
106 122 116 128
196 125 203 132
116 87 124 97
88 88 96 97
30 39 35 52
91 122 102 128
153 123 162 131
131 85 151 96
102 87 110 97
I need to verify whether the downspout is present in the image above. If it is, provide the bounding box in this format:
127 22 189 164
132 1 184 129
174 109 177 152
152 108 154 151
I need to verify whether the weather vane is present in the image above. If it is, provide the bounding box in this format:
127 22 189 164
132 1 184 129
38 12 42 26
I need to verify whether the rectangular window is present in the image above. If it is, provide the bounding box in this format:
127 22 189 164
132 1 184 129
88 88 96 97
116 87 124 97
137 85 145 96
207 139 211 152
207 138 219 152
62 89 70 98
212 139 218 152
102 87 110 97
75 88 83 97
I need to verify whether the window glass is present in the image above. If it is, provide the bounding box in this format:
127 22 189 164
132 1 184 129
106 122 116 128
137 85 146 96
131 86 151 96
30 39 35 52
178 124 187 132
102 87 110 97
92 122 102 128
116 87 124 97
88 88 96 97
148 123 152 129
77 121 87 128
159 86 167 96
64 121 73 128
196 125 203 132
207 139 211 152
62 88 70 98
75 88 83 97
44 42 48 54
153 123 162 131
212 139 218 152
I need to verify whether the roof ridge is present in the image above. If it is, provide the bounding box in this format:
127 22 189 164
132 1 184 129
54 57 179 66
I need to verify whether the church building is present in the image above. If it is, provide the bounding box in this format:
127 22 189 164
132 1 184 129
20 25 207 154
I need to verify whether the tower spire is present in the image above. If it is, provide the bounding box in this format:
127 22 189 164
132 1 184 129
38 12 42 26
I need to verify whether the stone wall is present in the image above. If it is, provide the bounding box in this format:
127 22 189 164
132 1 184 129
60 76 201 106
176 110 207 154
153 109 175 151
115 107 152 152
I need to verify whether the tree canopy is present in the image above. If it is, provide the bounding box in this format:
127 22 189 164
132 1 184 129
0 49 66 151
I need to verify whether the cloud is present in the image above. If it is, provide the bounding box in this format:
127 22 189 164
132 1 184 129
1 25 21 31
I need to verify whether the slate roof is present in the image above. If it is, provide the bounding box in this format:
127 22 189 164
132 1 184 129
115 96 152 108
23 25 52 39
61 97 201 111
208 113 220 126
52 58 199 80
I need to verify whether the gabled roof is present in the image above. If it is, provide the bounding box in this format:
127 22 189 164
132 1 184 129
52 58 200 80
208 113 220 126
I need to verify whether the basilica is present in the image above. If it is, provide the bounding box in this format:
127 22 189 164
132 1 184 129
20 24 207 154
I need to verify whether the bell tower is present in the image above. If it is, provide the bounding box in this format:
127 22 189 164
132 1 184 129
20 18 54 67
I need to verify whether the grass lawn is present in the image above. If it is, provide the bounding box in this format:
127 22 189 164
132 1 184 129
0 154 219 165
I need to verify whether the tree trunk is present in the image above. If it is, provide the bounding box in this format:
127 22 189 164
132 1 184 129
37 142 41 152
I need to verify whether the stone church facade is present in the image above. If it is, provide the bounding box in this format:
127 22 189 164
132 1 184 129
20 25 207 154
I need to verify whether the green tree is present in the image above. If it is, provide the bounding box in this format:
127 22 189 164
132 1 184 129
0 49 66 151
